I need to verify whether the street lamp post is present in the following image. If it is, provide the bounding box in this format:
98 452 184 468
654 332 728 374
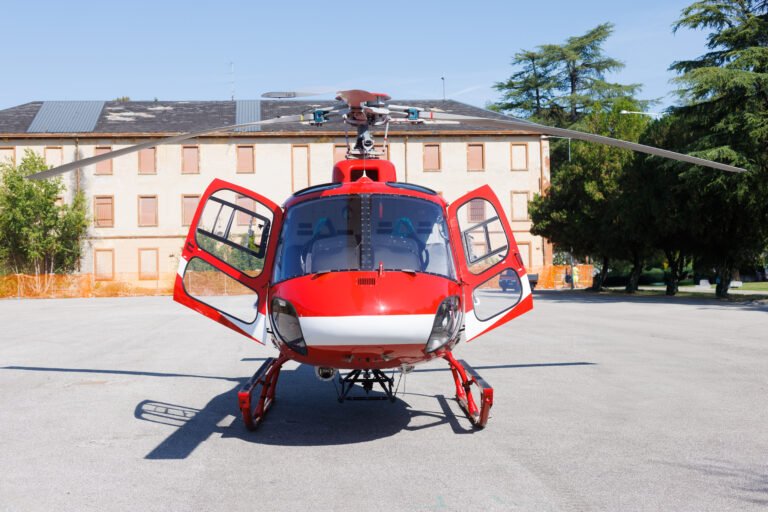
441 77 445 101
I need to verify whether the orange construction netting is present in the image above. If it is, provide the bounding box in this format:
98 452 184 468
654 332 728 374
0 273 175 299
533 264 594 289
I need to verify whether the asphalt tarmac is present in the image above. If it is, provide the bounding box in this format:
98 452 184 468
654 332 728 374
1 291 766 511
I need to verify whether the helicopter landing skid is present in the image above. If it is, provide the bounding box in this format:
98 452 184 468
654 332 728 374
444 352 493 429
237 354 289 431
335 369 396 403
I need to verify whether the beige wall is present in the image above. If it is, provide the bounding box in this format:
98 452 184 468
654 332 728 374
5 134 551 280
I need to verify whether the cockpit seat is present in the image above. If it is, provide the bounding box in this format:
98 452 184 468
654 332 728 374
372 234 421 270
307 236 360 273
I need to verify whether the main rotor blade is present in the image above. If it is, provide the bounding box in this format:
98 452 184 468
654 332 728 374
420 111 747 174
26 114 308 181
261 90 333 99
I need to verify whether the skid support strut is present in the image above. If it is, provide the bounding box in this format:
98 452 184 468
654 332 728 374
237 354 288 431
444 351 494 428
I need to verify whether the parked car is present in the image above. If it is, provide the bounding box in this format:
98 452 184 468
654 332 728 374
499 269 519 292
499 270 538 292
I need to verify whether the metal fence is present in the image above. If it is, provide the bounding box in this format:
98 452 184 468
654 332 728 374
0 265 593 300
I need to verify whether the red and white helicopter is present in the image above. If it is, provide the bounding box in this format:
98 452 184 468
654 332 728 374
31 89 744 430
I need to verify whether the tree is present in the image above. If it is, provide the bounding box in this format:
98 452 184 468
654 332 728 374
493 23 649 177
0 150 88 292
494 23 643 126
668 0 768 297
622 116 698 295
492 48 564 125
529 99 651 290
546 23 642 124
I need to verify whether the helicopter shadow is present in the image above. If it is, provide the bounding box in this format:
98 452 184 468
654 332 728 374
137 364 473 459
1 363 473 460
4 360 596 459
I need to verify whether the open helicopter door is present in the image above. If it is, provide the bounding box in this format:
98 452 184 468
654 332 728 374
174 178 283 344
447 185 534 342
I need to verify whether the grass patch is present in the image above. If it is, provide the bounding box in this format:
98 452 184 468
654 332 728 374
735 282 768 291
595 287 768 303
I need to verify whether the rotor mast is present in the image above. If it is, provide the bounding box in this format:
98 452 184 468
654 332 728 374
336 91 393 159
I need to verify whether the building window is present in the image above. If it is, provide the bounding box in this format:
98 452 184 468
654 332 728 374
0 147 15 165
511 143 528 171
467 143 484 171
138 248 159 280
236 145 254 173
94 196 114 227
468 199 486 223
45 147 63 168
138 195 158 227
236 195 257 225
511 192 529 220
182 145 199 174
94 147 112 175
334 144 348 163
139 147 156 174
94 249 114 281
423 144 441 171
182 194 200 226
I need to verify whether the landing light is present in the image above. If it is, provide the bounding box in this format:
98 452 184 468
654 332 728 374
270 297 308 355
425 296 462 353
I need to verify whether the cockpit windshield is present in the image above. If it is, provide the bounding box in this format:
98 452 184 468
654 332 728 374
273 194 455 282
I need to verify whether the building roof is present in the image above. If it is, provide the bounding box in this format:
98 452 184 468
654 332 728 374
0 99 537 137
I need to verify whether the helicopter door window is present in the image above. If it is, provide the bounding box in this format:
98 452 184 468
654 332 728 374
235 195 257 224
472 267 523 321
195 189 273 277
456 198 509 274
182 257 259 324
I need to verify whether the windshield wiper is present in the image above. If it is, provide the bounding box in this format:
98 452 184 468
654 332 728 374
390 268 418 276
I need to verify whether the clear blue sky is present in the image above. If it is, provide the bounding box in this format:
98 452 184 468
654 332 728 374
2 0 708 112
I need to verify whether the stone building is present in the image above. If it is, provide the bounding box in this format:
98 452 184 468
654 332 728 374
0 99 552 290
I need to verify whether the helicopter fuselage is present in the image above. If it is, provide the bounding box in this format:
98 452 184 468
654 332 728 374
174 159 533 374
173 157 532 428
270 177 462 369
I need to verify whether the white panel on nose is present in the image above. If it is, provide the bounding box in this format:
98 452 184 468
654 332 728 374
300 314 434 346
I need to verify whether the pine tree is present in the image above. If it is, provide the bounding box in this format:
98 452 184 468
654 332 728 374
668 0 768 297
494 23 643 126
492 48 564 125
